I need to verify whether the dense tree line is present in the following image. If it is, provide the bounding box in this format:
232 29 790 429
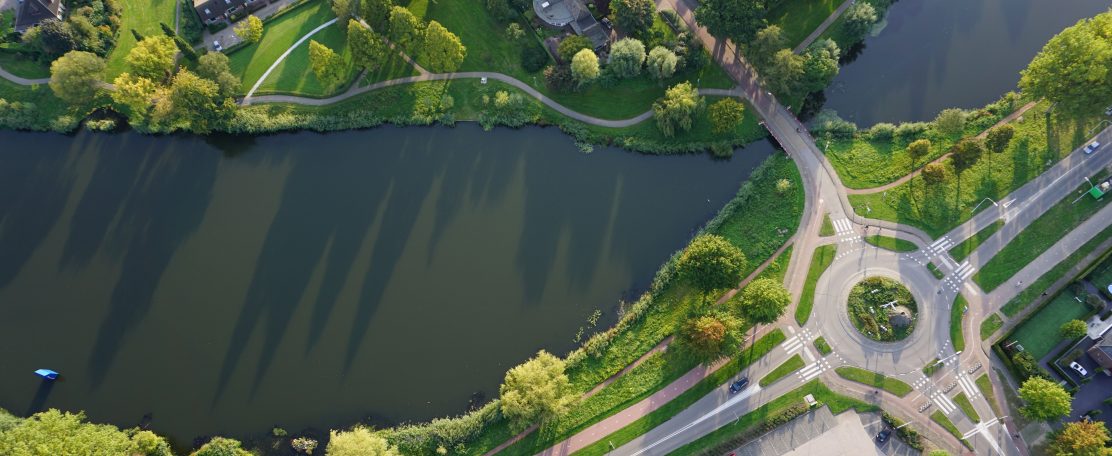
21 0 122 60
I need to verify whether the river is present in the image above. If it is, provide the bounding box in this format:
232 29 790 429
0 124 772 441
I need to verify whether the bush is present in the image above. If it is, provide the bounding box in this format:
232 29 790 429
895 121 930 139
0 98 39 130
882 412 924 451
812 110 857 139
180 1 204 44
207 21 228 33
520 45 549 73
543 64 575 92
478 90 538 129
691 403 810 456
868 122 896 140
390 402 501 455
84 118 117 131
1011 351 1050 381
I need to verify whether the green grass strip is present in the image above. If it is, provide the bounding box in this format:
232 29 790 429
951 294 967 352
980 313 1003 341
864 235 918 252
813 336 832 355
922 358 942 377
759 354 805 387
572 328 786 456
1001 222 1112 317
975 374 1002 417
949 220 1005 262
796 244 837 325
834 366 913 397
820 213 835 236
930 410 972 449
928 262 945 279
952 392 981 423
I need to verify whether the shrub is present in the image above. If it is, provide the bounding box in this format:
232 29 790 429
84 118 117 131
812 110 857 138
895 121 930 139
543 64 575 92
391 402 501 455
868 122 896 140
520 45 549 73
0 98 39 130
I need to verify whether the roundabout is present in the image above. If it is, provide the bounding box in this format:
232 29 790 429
847 276 918 342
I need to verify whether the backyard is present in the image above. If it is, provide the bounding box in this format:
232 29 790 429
105 0 179 77
1009 287 1093 360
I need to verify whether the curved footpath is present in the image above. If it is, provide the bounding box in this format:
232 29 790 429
0 66 49 85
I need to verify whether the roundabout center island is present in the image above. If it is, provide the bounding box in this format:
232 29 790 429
847 276 918 342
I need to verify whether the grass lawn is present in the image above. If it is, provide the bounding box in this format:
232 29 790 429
949 220 1005 262
1009 292 1090 359
796 244 836 325
930 410 971 449
104 0 178 78
813 336 831 355
922 358 942 377
864 235 918 252
756 246 794 284
834 366 912 397
0 50 50 79
951 294 967 352
928 262 944 279
973 181 1109 292
1001 222 1112 317
820 213 835 236
975 374 1002 417
848 101 1101 237
0 77 89 130
1090 250 1112 287
250 22 357 97
980 313 1003 341
817 0 895 56
953 392 981 423
227 0 337 93
759 354 805 387
766 0 841 47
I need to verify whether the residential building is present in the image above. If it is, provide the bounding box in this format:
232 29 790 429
14 0 64 33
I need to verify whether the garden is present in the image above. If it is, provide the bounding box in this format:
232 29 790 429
847 276 918 342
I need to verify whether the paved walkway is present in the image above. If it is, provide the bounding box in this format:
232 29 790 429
243 17 338 98
0 66 50 86
792 0 854 53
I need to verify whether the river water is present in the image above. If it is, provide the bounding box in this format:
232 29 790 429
0 125 772 441
823 0 1111 127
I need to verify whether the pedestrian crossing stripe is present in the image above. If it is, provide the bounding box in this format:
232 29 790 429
833 218 853 235
932 391 957 415
957 374 978 399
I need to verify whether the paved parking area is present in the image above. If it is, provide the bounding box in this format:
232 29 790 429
858 412 920 456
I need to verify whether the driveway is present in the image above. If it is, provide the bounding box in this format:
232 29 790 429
202 0 302 52
0 0 18 13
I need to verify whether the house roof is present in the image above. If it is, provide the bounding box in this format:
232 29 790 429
194 0 245 23
1087 336 1112 370
15 0 63 32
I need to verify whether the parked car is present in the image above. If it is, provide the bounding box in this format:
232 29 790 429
876 427 892 443
600 17 613 31
213 40 223 52
1070 361 1088 376
728 377 750 394
1105 105 1112 116
1085 141 1101 154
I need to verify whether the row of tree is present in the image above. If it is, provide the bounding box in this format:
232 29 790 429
21 0 122 60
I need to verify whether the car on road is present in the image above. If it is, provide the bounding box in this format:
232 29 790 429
213 40 223 52
1085 141 1101 154
876 427 892 443
728 377 750 394
1070 361 1088 376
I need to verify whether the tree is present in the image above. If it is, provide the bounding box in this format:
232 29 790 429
842 2 877 41
505 23 524 40
191 437 252 456
800 38 840 93
327 427 400 456
612 0 655 38
309 40 347 88
1018 377 1072 421
420 21 466 73
763 48 804 98
557 35 592 62
22 20 79 58
921 162 947 185
708 98 745 134
907 138 931 162
126 35 177 81
934 108 966 137
131 430 173 456
678 311 744 364
161 22 198 61
1019 12 1112 118
645 46 679 81
499 350 574 430
388 5 423 48
737 278 790 324
695 0 766 45
234 15 264 43
331 0 357 24
156 69 235 134
570 48 600 87
0 409 137 456
748 25 787 70
111 72 159 122
1048 420 1111 456
608 37 646 78
985 124 1015 153
1060 319 1088 339
361 0 394 32
949 138 983 172
675 234 746 298
654 81 705 137
348 19 387 71
196 51 241 97
49 50 105 104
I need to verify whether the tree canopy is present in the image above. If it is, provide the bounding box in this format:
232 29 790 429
921 162 947 185
570 48 600 86
934 108 966 137
708 98 745 134
0 409 137 456
737 277 790 324
157 69 235 134
349 20 388 71
611 0 655 38
678 311 744 364
420 21 466 73
800 39 840 94
695 0 766 45
49 50 105 104
234 15 264 43
1059 319 1087 339
1019 12 1112 118
388 5 423 48
499 350 575 430
646 46 679 80
1018 377 1072 421
111 72 159 122
653 81 705 137
557 35 593 62
907 138 931 161
608 38 646 78
842 2 877 41
949 138 983 172
675 234 746 296
762 49 803 98
191 437 252 456
748 25 786 70
1048 420 1110 456
360 0 394 32
327 427 401 456
126 36 177 81
985 124 1015 153
195 52 241 98
309 40 348 88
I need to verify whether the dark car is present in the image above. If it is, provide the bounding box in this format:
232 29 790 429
600 17 613 31
876 427 892 443
728 377 749 394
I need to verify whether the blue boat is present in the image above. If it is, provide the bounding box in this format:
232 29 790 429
34 369 59 381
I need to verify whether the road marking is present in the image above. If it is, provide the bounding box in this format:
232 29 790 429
833 218 853 235
803 346 816 363
958 373 978 399
932 391 957 415
628 384 764 456
782 336 804 354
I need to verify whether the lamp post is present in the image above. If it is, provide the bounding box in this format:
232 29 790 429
1087 120 1110 136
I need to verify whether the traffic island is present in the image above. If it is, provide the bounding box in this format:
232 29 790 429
847 276 918 342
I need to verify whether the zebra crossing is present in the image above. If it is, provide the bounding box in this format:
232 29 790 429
905 235 956 267
781 327 839 383
797 357 833 382
911 375 959 416
831 218 862 244
956 372 979 399
943 260 977 292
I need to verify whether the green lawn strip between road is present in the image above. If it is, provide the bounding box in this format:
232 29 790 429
1009 292 1091 360
975 374 1002 417
949 220 1005 262
928 262 944 279
951 294 967 352
973 178 1109 292
766 0 840 47
795 244 836 325
759 354 805 387
813 336 832 355
820 213 835 236
930 410 972 449
980 313 1003 341
570 329 787 456
667 381 879 456
952 392 981 423
756 246 794 283
864 235 918 252
922 358 942 377
1001 222 1112 317
833 366 913 397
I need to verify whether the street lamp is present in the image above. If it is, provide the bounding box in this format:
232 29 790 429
1087 120 1111 136
970 197 998 214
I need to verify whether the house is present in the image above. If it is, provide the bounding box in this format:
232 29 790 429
193 0 248 25
534 0 608 49
14 0 64 33
1088 335 1112 371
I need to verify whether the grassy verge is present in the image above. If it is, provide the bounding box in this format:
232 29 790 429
756 246 794 283
0 50 50 78
864 235 918 252
949 220 1005 262
105 0 178 77
952 392 981 423
669 381 879 456
930 410 971 449
922 358 942 377
1001 222 1112 317
249 21 358 97
759 354 805 387
928 262 944 279
834 366 912 397
572 329 787 456
227 0 337 92
820 213 835 236
1010 292 1090 359
766 0 840 47
975 374 1002 417
980 313 1003 341
796 244 836 325
951 294 967 352
813 337 831 355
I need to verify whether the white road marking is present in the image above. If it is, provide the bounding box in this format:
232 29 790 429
958 374 978 399
628 384 764 456
933 392 957 415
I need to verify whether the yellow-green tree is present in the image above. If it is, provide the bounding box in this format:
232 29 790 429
111 72 159 123
326 427 400 456
0 409 136 456
419 21 466 73
677 311 744 364
234 15 264 43
570 48 599 87
191 437 251 456
388 5 423 48
653 81 705 137
308 40 347 88
499 350 574 431
1020 12 1112 118
1018 377 1072 421
675 234 746 298
49 50 105 104
348 19 387 71
1048 420 1110 456
738 278 790 325
126 36 177 81
708 98 745 134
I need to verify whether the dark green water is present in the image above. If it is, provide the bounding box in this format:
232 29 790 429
0 124 772 441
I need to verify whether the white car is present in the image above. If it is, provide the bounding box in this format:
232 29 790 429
213 40 223 52
1084 141 1101 154
1070 361 1088 376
